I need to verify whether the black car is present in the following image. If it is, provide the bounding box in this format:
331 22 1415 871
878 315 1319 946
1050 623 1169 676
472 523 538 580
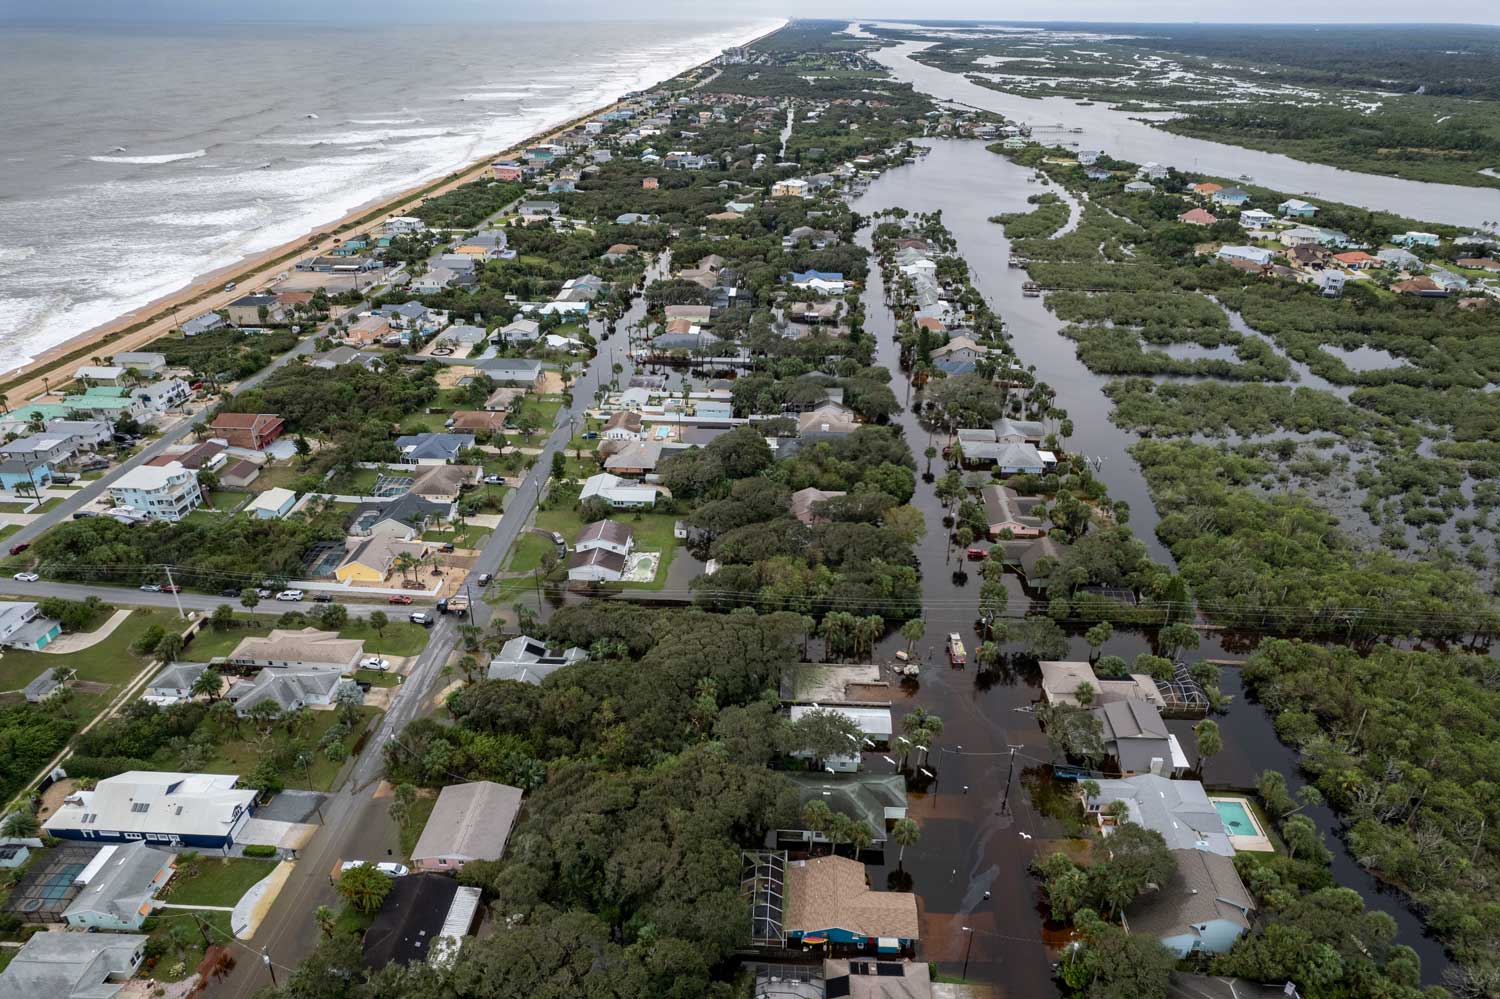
313 594 333 603
219 588 240 597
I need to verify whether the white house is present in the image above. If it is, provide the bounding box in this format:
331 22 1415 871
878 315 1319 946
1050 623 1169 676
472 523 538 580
107 462 203 522
142 662 211 706
0 601 62 651
43 772 257 850
384 216 427 235
246 487 298 520
579 473 656 509
1216 246 1274 267
1393 231 1441 248
0 932 147 999
134 378 192 418
62 843 175 931
1238 208 1276 228
575 519 634 558
787 705 892 772
1278 198 1318 218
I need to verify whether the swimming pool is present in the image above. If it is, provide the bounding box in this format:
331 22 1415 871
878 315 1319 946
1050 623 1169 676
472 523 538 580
1214 798 1257 834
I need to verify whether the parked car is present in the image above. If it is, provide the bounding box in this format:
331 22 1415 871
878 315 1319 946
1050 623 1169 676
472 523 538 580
360 656 390 671
219 588 240 597
410 612 433 626
8 543 29 557
139 583 162 592
387 594 413 605
338 861 408 878
438 542 455 553
12 572 38 583
80 459 110 472
51 473 76 485
581 431 598 439
161 584 181 594
476 572 492 586
73 511 97 519
313 593 333 603
275 590 304 601
482 474 503 484
255 588 273 599
965 547 987 561
551 532 565 546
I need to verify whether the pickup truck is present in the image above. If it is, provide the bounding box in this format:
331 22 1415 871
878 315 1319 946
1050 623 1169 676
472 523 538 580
437 595 470 615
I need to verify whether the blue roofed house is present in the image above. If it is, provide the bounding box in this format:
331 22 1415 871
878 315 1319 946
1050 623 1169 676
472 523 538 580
44 771 257 849
0 458 53 492
1210 187 1250 207
788 270 847 295
1392 231 1441 248
394 433 476 465
1278 198 1319 219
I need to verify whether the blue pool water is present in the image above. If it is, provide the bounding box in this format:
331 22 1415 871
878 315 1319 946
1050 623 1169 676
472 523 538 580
1214 799 1255 834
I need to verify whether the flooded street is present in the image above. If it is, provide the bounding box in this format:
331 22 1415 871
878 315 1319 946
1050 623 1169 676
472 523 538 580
870 37 1500 227
847 148 1453 988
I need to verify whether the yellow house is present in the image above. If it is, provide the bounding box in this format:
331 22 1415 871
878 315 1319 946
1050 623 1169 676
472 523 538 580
335 533 428 584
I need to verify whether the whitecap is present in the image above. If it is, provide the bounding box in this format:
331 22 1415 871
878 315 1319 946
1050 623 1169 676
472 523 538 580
456 91 534 101
89 149 207 165
348 117 424 125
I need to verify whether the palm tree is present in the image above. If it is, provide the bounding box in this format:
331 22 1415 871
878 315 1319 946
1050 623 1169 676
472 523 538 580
190 668 222 702
902 707 944 767
900 618 925 653
802 799 834 855
1 809 39 839
847 820 875 859
314 905 336 940
890 817 921 869
393 551 420 586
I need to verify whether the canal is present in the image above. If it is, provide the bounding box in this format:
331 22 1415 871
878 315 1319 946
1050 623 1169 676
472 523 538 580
847 154 1454 989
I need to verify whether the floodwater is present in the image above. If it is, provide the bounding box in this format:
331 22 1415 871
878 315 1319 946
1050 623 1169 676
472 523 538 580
848 153 1454 989
852 139 1172 563
870 37 1500 228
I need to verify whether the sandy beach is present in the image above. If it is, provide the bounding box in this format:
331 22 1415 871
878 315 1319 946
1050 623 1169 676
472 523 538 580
0 22 781 406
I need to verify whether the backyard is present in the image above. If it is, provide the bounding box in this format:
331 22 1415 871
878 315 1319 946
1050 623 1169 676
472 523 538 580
192 706 378 791
184 613 432 660
534 506 680 589
0 608 177 714
162 856 276 907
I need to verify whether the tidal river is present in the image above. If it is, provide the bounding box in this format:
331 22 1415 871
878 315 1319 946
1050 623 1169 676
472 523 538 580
868 34 1500 228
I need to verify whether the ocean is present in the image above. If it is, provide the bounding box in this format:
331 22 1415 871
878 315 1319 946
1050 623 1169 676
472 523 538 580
0 17 780 375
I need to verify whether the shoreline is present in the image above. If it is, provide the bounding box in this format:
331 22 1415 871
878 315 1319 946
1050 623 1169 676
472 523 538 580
0 18 785 404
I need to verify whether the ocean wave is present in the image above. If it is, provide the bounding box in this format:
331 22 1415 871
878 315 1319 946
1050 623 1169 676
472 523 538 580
457 91 534 101
89 149 207 165
347 117 424 125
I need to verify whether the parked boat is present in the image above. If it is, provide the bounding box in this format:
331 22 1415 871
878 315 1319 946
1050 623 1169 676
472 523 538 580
1008 254 1023 268
1022 281 1041 297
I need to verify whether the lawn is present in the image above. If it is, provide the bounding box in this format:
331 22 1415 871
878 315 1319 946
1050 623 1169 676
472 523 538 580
185 615 431 660
506 532 554 573
534 506 680 590
245 463 310 493
195 706 378 791
144 909 233 982
0 948 15 974
422 523 490 549
0 524 18 544
356 668 399 688
0 607 174 700
327 467 405 495
399 796 438 858
164 856 276 907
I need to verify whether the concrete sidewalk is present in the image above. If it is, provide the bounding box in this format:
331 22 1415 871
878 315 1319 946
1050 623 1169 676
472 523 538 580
42 608 133 654
233 860 294 939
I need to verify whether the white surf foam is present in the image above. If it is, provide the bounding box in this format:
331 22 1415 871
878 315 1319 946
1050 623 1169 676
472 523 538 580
89 149 207 165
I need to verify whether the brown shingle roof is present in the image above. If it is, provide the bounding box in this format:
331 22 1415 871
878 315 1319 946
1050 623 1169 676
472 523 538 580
784 856 919 940
577 519 633 547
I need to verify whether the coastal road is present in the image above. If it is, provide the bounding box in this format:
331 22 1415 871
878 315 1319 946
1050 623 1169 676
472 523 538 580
203 282 628 999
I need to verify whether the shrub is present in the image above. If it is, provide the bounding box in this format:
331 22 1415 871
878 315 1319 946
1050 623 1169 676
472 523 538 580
242 844 278 858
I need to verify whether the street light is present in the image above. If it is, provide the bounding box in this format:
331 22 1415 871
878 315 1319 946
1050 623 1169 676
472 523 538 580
960 926 974 981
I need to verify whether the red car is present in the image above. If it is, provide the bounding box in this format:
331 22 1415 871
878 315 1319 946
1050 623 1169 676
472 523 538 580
966 547 987 561
387 595 413 605
161 584 181 593
8 543 28 557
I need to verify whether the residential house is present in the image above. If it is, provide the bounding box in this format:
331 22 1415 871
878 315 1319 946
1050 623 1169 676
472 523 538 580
1278 199 1318 219
43 771 256 849
1 433 82 467
1237 208 1275 227
1280 228 1328 249
23 670 65 704
336 533 430 584
0 601 62 651
1191 182 1222 195
410 267 457 294
494 318 541 345
788 704 890 771
1211 188 1250 207
1038 661 1166 710
1012 535 1069 591
602 243 638 263
1078 150 1104 166
931 335 988 363
981 484 1044 539
384 216 426 235
603 440 667 476
789 487 846 525
474 358 545 389
209 413 285 450
344 315 392 347
411 781 524 873
1086 775 1233 856
75 365 126 386
408 464 478 504
1377 247 1425 271
602 410 644 441
664 304 713 324
995 417 1046 443
394 433 475 465
1334 251 1379 270
993 442 1048 475
781 855 919 953
309 346 381 370
228 628 364 673
789 270 847 295
642 177 659 189
0 458 51 492
1124 849 1253 957
1393 276 1448 297
580 472 656 508
575 519 634 558
156 442 228 473
821 959 932 999
107 462 203 522
1124 180 1154 194
224 295 282 326
133 377 192 418
362 873 479 971
519 200 561 218
1138 162 1169 180
227 667 360 717
142 662 211 706
779 774 906 851
349 493 452 540
566 547 628 583
1216 246 1274 267
798 401 859 439
772 178 809 198
1392 231 1440 248
62 843 174 931
490 163 524 182
1092 700 1188 776
181 312 225 337
220 459 262 488
1458 257 1500 272
0 931 147 999
487 634 588 684
1178 208 1217 226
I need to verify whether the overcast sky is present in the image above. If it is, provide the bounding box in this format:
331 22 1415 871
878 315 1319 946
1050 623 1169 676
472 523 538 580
2 0 1497 24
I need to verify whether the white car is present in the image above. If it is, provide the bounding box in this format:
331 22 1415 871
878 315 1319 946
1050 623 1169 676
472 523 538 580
275 589 304 602
12 572 38 583
339 861 408 877
139 583 162 592
483 474 503 484
360 656 390 671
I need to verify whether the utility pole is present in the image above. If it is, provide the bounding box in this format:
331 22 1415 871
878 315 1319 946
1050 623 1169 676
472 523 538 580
162 564 187 620
1001 744 1024 813
261 947 277 987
